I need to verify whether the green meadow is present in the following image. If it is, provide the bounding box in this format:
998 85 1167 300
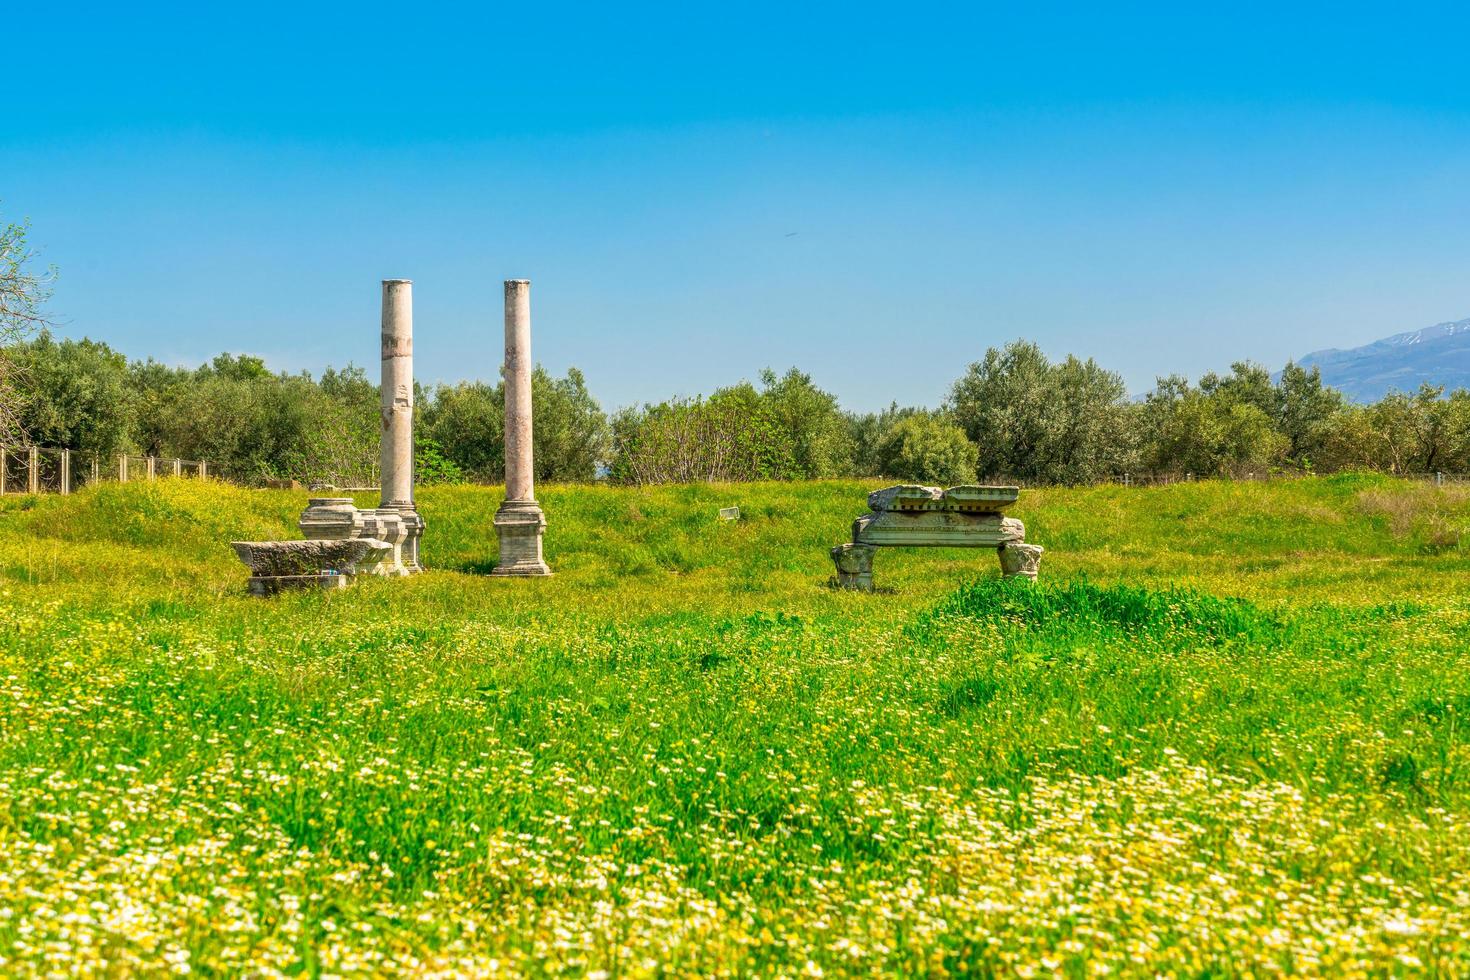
2 475 1468 976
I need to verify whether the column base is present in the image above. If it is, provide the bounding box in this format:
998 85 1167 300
493 499 551 577
830 543 877 591
999 542 1044 580
378 502 425 574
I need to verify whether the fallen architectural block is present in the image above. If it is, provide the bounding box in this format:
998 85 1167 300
831 484 1043 591
231 538 393 596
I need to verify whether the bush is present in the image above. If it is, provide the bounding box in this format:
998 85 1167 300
874 413 978 485
608 395 794 485
415 436 465 485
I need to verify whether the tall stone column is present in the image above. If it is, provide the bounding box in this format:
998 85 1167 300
492 278 551 576
379 279 424 572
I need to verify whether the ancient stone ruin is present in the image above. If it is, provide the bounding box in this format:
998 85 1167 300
492 279 552 576
377 279 425 572
230 538 394 596
298 497 411 575
830 484 1043 590
233 279 425 595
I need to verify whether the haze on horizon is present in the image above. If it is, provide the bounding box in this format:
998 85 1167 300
5 2 1469 412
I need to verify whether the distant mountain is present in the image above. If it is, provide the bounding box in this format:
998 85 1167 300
1295 317 1470 402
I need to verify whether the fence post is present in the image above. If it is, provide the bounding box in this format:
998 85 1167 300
60 450 71 495
200 461 208 480
119 455 128 483
173 458 181 477
27 447 39 494
92 454 99 485
0 447 5 495
147 456 156 481
1437 471 1444 487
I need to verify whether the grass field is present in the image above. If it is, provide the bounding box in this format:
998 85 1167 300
2 475 1469 976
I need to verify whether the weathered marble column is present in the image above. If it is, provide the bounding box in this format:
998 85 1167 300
492 278 551 576
379 279 424 572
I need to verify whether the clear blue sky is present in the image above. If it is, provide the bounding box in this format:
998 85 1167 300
6 2 1469 410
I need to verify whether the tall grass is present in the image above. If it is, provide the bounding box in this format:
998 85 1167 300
0 475 1467 974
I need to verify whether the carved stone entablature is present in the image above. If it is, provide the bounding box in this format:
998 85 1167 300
866 484 1020 514
831 485 1042 591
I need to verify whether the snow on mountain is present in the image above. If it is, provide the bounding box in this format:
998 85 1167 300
1294 317 1470 401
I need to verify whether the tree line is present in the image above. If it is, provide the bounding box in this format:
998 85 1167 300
9 328 1470 487
7 212 1470 487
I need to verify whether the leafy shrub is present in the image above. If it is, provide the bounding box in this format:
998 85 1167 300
874 412 978 485
415 436 465 485
608 394 794 484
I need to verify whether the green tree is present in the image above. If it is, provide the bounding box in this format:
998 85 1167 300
1320 385 1467 475
420 367 607 483
1140 377 1288 476
0 213 56 441
874 412 979 485
154 359 321 483
948 341 1136 483
420 381 505 480
309 364 380 486
847 403 923 476
531 367 609 483
608 394 794 485
1275 362 1343 464
414 435 465 485
10 332 133 456
756 367 853 478
1199 361 1276 417
127 358 191 456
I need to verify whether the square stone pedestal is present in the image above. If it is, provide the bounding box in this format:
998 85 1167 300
492 499 551 576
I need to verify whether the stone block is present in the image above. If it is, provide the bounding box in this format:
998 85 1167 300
299 497 365 541
231 538 393 580
999 542 1044 580
247 573 350 597
299 498 421 575
853 510 1026 548
491 499 550 576
866 484 1019 514
361 509 409 576
377 504 425 573
831 484 1042 591
830 542 876 591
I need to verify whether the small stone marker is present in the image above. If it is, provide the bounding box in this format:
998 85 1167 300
718 506 740 521
829 484 1043 591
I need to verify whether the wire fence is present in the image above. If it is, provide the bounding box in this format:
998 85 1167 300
0 447 208 496
4 450 1468 496
983 470 1470 489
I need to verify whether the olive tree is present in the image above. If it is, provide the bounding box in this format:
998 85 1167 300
0 213 56 441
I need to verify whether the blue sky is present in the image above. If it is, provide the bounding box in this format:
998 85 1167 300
6 2 1469 410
